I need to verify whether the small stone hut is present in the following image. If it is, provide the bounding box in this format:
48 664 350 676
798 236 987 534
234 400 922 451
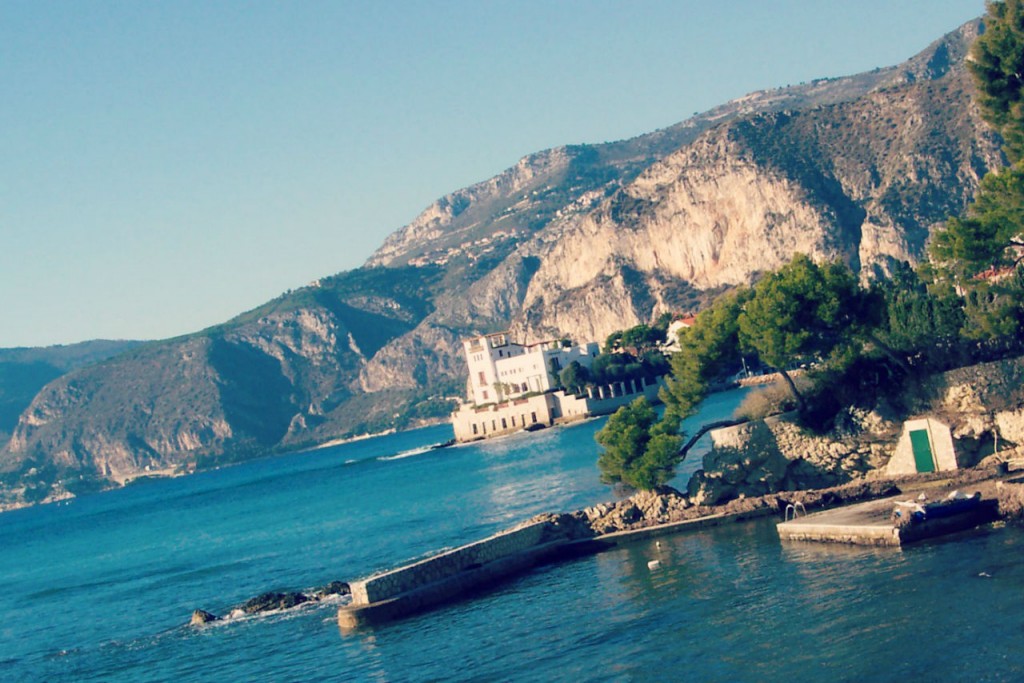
886 417 957 476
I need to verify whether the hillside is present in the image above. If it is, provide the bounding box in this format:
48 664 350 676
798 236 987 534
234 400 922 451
0 20 1003 508
0 340 141 445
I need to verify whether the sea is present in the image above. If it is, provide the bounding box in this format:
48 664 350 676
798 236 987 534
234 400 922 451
2 387 1023 682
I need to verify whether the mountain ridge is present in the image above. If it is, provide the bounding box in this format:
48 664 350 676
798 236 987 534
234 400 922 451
0 19 1000 508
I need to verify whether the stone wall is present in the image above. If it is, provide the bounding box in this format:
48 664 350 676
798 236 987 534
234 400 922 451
930 356 1024 462
933 356 1024 438
349 521 550 606
556 377 663 422
451 394 554 442
690 411 891 505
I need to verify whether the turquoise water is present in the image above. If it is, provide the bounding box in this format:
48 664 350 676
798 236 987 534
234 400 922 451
2 388 1023 682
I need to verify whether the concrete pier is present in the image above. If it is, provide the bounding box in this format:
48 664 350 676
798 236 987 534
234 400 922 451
338 507 774 630
777 494 998 546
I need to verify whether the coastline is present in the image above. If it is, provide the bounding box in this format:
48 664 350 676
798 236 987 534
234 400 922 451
338 463 1020 629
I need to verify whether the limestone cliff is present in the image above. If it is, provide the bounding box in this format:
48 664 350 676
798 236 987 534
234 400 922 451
0 20 1003 506
509 65 998 343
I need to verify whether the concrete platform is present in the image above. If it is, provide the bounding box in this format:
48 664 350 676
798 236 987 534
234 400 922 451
777 495 998 546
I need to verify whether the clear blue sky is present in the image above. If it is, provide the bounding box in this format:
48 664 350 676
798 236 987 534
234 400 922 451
0 0 984 348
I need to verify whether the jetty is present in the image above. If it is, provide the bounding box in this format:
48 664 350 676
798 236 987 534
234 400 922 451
776 492 999 546
337 507 771 630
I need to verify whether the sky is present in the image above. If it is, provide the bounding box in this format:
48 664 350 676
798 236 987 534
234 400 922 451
0 0 985 348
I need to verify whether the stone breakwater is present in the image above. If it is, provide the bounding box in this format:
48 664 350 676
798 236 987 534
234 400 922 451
339 467 1024 630
349 521 555 606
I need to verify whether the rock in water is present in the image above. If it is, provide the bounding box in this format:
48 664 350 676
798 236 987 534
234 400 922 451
242 591 309 614
315 581 350 599
190 609 219 626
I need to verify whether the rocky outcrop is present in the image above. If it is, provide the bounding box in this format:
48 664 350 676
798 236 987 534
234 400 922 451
190 609 219 626
579 487 694 535
242 591 309 614
686 410 896 506
189 580 351 626
685 356 1024 506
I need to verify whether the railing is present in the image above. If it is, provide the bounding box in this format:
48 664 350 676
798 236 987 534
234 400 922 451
784 501 807 522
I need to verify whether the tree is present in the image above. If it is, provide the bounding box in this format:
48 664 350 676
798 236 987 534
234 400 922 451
595 397 682 489
661 288 748 422
621 324 667 353
559 361 590 394
929 167 1024 282
924 0 1024 339
736 256 834 411
969 0 1024 161
961 269 1024 339
603 330 624 354
735 255 897 411
879 263 965 353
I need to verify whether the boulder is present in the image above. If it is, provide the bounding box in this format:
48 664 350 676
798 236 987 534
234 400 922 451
242 591 309 614
314 581 351 599
189 609 220 626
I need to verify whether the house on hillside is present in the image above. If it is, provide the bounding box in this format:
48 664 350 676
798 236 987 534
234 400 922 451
661 314 697 354
450 331 664 442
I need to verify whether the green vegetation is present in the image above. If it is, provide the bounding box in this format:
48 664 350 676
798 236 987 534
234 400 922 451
596 398 682 490
594 7 1024 490
603 317 671 354
662 289 748 422
924 0 1024 338
970 0 1024 162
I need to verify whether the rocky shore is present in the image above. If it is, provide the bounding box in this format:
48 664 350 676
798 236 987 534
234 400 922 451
189 581 350 626
526 462 1022 546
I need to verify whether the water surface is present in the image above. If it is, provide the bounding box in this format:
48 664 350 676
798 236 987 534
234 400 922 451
1 388 1020 682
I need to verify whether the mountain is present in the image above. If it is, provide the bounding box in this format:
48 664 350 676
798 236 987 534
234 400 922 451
0 340 141 443
0 20 1002 508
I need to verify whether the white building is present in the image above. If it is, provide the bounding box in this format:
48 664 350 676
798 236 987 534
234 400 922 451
462 333 599 406
451 331 663 442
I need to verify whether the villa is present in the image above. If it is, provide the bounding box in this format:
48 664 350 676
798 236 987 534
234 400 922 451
450 331 664 442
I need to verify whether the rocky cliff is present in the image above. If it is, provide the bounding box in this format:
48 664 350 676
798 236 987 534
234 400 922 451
0 20 1004 507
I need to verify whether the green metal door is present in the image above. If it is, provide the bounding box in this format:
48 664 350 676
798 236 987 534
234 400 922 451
909 428 936 473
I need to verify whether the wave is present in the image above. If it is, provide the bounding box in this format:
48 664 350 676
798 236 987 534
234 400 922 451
377 445 434 461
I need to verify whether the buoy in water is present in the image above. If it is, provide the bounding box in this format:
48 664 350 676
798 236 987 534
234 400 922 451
647 560 661 570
